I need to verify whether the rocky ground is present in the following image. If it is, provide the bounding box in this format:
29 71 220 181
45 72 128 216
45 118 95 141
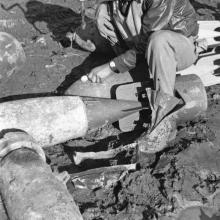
0 0 220 219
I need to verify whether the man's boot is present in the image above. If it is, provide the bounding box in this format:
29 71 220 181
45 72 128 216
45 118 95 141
137 89 181 162
146 88 181 131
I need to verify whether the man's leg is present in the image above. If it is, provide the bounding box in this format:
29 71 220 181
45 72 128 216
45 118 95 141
137 31 198 157
146 30 198 128
146 30 198 96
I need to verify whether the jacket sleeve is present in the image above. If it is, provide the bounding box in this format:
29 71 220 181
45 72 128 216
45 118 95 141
113 0 175 73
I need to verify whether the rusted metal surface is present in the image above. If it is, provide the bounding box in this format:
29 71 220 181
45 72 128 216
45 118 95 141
71 164 136 190
175 74 208 124
65 71 147 98
0 96 88 147
0 95 147 148
84 97 147 129
0 131 83 220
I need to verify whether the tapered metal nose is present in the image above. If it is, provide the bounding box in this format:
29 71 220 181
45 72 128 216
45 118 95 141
83 97 148 129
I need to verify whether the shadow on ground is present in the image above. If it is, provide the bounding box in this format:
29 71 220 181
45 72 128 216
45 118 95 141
1 0 83 42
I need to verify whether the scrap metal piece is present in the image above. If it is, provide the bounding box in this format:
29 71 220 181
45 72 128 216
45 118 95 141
83 96 148 129
0 96 144 148
174 74 207 124
0 96 88 147
71 164 136 190
0 131 83 220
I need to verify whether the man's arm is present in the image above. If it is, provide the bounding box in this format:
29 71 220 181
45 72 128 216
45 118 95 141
113 0 176 73
85 0 176 82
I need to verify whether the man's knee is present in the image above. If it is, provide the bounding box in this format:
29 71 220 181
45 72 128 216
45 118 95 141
146 31 173 54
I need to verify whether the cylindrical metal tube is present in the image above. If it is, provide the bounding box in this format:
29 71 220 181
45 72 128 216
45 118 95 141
66 72 207 124
83 97 147 129
0 96 88 147
0 75 205 149
65 72 139 98
0 132 83 220
175 74 208 124
69 73 207 129
0 95 146 147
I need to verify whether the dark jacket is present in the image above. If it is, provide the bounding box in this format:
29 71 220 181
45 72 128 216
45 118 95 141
110 0 199 73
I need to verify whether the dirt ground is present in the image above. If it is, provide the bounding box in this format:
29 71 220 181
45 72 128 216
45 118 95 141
0 0 220 219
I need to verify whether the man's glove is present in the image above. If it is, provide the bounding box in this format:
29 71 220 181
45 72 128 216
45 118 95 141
96 3 118 45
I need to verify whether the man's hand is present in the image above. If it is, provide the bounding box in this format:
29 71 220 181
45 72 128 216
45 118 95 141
87 63 114 83
96 3 118 44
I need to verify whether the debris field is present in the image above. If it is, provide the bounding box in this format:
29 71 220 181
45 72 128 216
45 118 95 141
0 0 220 219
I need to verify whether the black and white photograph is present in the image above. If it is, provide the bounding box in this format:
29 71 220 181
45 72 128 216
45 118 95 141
0 0 219 219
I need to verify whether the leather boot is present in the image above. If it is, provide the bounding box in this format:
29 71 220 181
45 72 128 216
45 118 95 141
137 89 181 162
146 88 181 132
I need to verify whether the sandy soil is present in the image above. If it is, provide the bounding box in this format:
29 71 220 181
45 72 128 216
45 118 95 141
0 0 220 219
